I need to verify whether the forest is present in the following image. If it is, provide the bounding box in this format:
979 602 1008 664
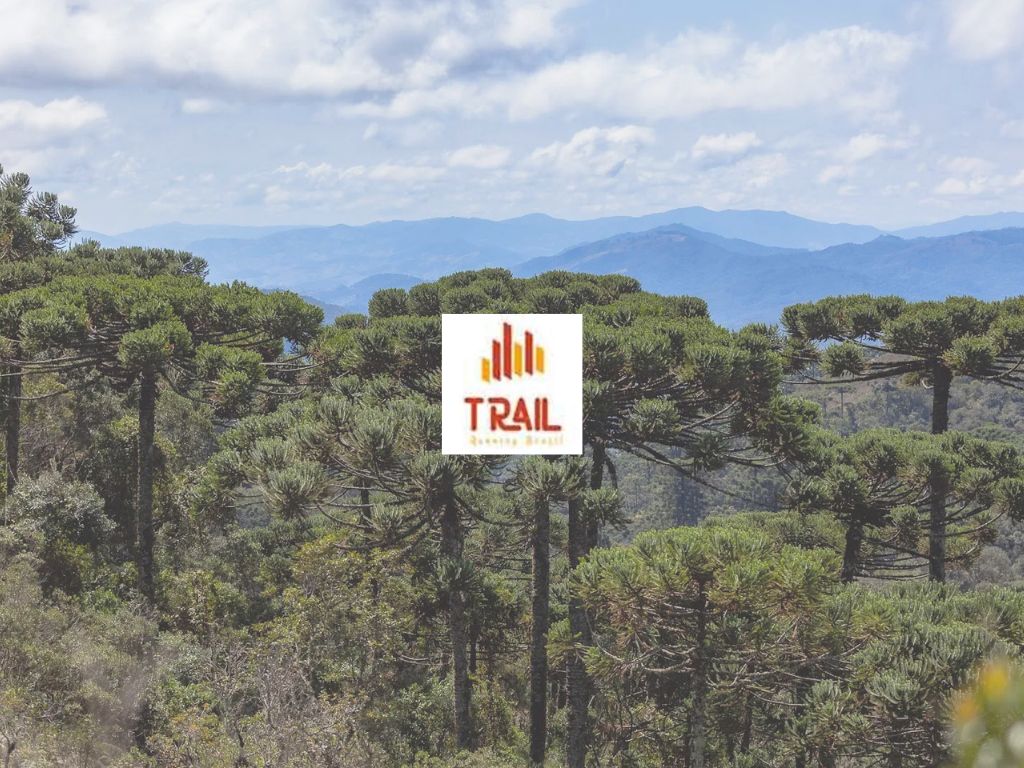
4 168 1024 768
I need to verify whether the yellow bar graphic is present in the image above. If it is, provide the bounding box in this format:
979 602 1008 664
481 358 491 382
514 342 523 376
537 346 545 373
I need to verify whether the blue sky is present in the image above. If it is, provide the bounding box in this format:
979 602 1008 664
1 0 1023 233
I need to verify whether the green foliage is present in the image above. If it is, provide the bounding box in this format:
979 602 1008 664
577 524 1024 767
5 259 1024 766
785 293 1024 384
2 472 112 594
0 552 158 765
0 165 76 265
785 428 1024 579
369 286 411 318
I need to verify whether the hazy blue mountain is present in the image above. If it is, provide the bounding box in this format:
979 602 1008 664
296 295 349 324
79 207 886 294
895 213 1024 239
636 207 882 249
326 273 423 312
272 275 421 322
519 226 1024 326
77 223 304 251
76 210 1024 326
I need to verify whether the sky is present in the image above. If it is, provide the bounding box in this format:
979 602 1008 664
1 0 1023 233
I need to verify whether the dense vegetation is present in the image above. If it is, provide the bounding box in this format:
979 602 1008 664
3 167 1024 767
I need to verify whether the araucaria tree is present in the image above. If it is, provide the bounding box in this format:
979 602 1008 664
203 371 497 751
6 256 1024 766
787 428 1024 581
576 520 1024 767
310 270 815 767
0 165 77 493
513 457 586 766
783 294 1024 580
0 274 321 599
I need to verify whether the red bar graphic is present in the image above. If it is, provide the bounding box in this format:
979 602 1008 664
480 323 546 382
503 322 512 381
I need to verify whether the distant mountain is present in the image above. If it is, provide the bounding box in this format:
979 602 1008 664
274 275 421 322
894 213 1024 240
519 226 1024 326
78 223 304 251
78 207 886 296
76 209 1024 324
296 295 349 324
326 273 423 313
633 208 882 250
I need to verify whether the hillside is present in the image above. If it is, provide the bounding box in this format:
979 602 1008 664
79 211 1024 327
894 212 1024 239
79 206 883 291
519 226 1024 326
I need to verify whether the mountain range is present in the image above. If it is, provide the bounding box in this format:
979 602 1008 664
520 226 1024 326
79 207 1024 327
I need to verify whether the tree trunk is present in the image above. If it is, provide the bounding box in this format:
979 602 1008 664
689 584 709 768
740 695 753 754
841 521 863 583
440 498 473 750
136 369 157 601
563 442 607 768
586 442 605 547
5 366 21 496
928 363 951 582
566 497 591 768
359 481 372 525
530 496 551 766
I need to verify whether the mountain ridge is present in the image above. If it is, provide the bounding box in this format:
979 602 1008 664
76 208 1024 327
521 225 1024 326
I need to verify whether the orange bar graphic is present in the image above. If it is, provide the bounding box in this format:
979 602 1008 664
503 323 512 380
480 324 547 382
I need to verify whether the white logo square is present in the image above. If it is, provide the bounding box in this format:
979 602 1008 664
441 314 583 455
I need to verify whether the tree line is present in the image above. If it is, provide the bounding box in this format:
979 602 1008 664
2 166 1023 766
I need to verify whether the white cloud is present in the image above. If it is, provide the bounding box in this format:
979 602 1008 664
530 125 655 177
740 153 789 190
933 176 988 195
0 97 106 142
353 25 916 121
840 132 911 163
0 0 576 97
277 160 446 185
931 157 1021 197
0 2 916 133
448 144 511 169
361 119 444 148
945 155 994 174
181 97 225 114
499 1 580 47
0 97 107 175
817 132 913 185
365 163 447 183
947 0 1024 59
691 132 761 163
818 164 850 184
